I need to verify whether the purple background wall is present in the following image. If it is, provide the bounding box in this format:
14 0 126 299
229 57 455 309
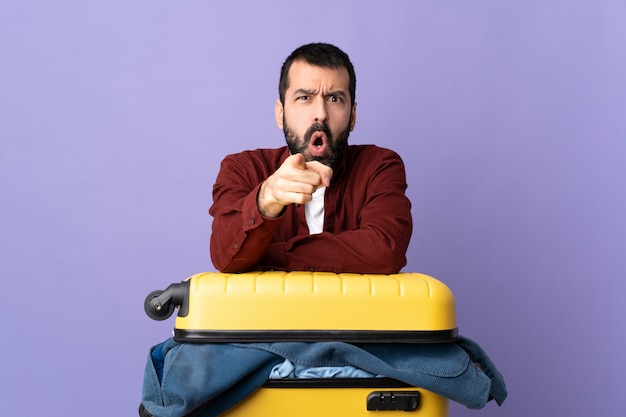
1 1 624 416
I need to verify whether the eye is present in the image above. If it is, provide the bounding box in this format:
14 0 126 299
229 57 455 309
296 95 310 102
327 95 344 103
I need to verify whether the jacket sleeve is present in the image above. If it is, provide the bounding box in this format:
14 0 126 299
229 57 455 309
259 149 412 274
209 154 284 272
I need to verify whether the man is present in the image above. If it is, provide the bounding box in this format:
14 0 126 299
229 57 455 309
209 43 412 273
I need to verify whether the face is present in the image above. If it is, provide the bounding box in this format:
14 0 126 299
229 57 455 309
275 60 357 167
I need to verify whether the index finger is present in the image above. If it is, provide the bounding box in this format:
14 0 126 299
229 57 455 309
305 160 333 187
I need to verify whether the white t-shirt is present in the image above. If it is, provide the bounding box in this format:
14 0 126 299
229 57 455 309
305 187 325 234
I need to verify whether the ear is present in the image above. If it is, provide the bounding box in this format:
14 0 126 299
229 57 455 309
349 102 357 131
275 99 284 130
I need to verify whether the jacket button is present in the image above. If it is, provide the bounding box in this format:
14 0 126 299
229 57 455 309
249 217 255 225
309 266 315 272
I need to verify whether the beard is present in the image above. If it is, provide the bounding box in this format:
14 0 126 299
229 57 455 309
283 117 351 168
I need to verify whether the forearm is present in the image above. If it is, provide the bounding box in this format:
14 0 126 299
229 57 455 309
260 222 412 274
210 184 282 272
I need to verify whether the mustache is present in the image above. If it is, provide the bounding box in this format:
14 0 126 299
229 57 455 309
304 122 332 143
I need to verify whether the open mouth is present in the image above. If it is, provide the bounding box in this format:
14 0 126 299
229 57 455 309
308 131 327 156
313 135 324 147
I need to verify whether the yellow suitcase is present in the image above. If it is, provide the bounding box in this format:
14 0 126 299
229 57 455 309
222 378 450 416
144 271 457 416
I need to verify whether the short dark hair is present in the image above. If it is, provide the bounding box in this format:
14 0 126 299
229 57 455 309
279 43 356 106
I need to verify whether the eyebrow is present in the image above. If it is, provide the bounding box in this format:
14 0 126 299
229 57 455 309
292 88 348 99
293 88 318 97
327 90 348 99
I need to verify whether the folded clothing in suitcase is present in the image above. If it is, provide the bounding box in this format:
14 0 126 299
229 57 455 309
145 271 458 344
142 272 469 417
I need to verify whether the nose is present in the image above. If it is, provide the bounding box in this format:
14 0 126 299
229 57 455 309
313 98 328 123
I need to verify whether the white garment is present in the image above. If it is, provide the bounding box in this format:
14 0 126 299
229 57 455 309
305 187 325 234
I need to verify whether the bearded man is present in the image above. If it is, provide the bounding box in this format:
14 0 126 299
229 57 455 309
209 43 412 273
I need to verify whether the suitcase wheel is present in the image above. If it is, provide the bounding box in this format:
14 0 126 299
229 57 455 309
144 290 175 321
